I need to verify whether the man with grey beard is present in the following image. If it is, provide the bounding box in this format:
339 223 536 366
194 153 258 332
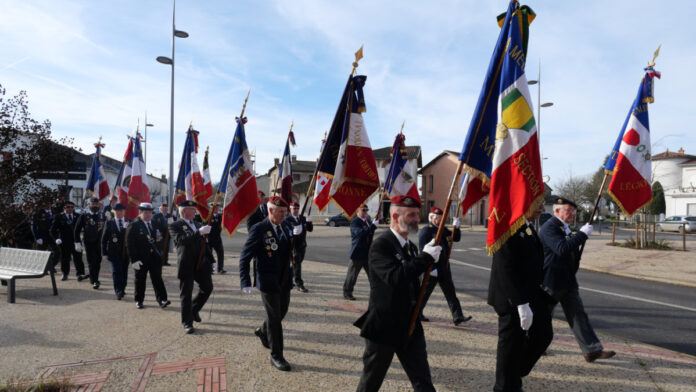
354 195 442 392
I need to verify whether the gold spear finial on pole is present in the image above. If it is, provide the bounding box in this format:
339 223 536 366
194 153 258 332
649 44 661 67
289 120 294 133
399 120 405 135
351 45 364 75
239 88 251 119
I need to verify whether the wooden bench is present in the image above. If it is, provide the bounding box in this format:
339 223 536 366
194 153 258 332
0 247 57 303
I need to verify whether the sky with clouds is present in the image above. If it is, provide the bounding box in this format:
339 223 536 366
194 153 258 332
1 0 694 191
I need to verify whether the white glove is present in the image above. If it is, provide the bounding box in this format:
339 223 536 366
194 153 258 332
293 225 303 235
55 238 62 245
453 218 460 227
580 223 593 236
517 303 533 331
423 239 442 261
371 221 378 228
212 262 218 271
198 225 212 235
242 286 252 294
104 211 113 220
74 243 83 252
102 255 108 263
430 268 438 277
306 216 312 222
132 261 143 271
36 238 44 245
123 221 128 228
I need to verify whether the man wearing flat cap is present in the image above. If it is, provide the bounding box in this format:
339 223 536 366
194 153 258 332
418 206 471 325
127 202 170 310
354 195 441 391
75 197 106 289
101 203 130 300
343 203 377 300
539 196 615 363
284 201 313 292
50 200 88 281
170 200 214 334
240 195 295 371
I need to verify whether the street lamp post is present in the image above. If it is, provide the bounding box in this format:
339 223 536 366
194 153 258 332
143 112 154 163
527 61 553 168
157 0 188 205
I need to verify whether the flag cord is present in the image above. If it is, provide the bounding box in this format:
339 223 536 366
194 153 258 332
408 160 464 338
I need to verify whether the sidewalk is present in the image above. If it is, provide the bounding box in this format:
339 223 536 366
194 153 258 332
1 256 695 391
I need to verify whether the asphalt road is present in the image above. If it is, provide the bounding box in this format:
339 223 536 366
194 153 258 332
222 225 696 357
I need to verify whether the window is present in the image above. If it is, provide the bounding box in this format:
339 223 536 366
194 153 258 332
428 175 434 193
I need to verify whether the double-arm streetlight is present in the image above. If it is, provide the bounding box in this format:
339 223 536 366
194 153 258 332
528 61 553 167
157 0 188 205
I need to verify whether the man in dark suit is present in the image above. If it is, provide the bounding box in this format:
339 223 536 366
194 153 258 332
354 195 441 392
342 204 377 300
240 196 294 371
32 202 57 272
50 200 87 281
488 200 553 392
539 197 615 363
246 190 269 229
101 203 129 299
170 200 214 334
126 202 170 310
151 203 172 266
75 197 106 289
284 201 313 292
418 206 471 325
207 204 225 274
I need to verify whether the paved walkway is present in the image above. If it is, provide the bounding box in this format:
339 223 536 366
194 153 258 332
1 255 695 391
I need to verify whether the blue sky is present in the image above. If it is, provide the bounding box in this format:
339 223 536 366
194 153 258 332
1 0 694 191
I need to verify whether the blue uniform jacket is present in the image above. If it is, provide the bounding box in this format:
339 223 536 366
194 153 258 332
239 218 293 293
349 216 376 261
101 218 128 261
539 216 587 293
418 223 460 270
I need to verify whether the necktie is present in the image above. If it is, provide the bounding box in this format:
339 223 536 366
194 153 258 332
117 219 123 232
276 226 284 240
146 222 152 235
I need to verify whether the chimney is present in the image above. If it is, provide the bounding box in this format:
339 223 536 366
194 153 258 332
291 155 297 163
678 147 685 155
274 158 280 165
161 174 167 181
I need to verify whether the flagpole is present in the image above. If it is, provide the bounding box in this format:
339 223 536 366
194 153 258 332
444 193 462 270
195 90 250 270
408 160 464 337
373 121 405 224
300 132 327 217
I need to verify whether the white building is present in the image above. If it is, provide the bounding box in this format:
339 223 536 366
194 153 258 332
652 148 696 216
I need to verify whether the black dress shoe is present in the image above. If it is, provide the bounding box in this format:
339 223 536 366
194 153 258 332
184 323 195 334
136 302 144 309
584 350 616 363
453 315 472 325
77 274 88 282
218 270 227 275
270 356 291 371
117 292 124 300
297 285 309 293
343 293 356 301
61 274 68 281
254 327 270 349
420 315 430 322
193 312 202 323
163 262 171 266
159 300 171 308
92 282 100 289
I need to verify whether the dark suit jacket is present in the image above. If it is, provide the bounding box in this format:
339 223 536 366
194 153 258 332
418 223 460 270
50 212 80 246
32 209 53 243
284 214 313 250
126 218 162 265
349 216 376 260
539 216 587 293
151 212 170 239
207 213 223 245
101 218 128 260
488 223 546 314
74 211 105 244
353 229 434 348
246 204 268 230
239 218 293 293
169 219 213 279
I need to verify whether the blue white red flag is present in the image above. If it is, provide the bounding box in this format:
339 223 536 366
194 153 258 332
117 137 134 214
384 133 420 201
313 134 332 212
605 65 660 217
219 117 260 236
174 127 210 220
125 135 150 219
202 147 214 203
277 131 295 203
86 141 110 201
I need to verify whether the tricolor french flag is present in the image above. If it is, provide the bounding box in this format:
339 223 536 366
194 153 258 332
86 142 110 201
174 126 210 220
125 135 150 219
384 133 420 201
277 130 295 203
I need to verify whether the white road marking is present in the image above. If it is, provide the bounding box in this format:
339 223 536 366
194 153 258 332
468 247 484 251
449 259 696 313
452 249 467 252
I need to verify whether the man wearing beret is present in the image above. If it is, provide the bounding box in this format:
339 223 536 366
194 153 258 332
240 196 294 371
539 197 615 363
489 200 553 391
418 206 472 325
50 200 88 282
354 195 442 391
127 202 170 310
75 197 106 289
101 203 130 300
284 201 313 292
343 204 377 300
169 200 214 334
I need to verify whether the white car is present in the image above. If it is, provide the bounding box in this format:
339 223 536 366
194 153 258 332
656 216 695 233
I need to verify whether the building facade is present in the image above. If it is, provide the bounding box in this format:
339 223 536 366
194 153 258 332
652 148 696 216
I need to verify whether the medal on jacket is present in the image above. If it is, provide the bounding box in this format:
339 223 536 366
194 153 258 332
89 218 95 225
271 243 278 251
525 227 533 236
112 236 118 243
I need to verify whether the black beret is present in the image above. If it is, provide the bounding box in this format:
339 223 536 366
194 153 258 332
113 203 126 210
178 200 197 208
89 197 100 203
553 196 577 209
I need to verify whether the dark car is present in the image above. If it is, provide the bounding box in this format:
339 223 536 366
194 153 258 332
325 213 350 227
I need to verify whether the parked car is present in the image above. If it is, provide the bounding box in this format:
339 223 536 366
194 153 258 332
656 216 695 233
325 213 350 227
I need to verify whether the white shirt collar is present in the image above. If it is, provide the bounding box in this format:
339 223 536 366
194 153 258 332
390 228 408 248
